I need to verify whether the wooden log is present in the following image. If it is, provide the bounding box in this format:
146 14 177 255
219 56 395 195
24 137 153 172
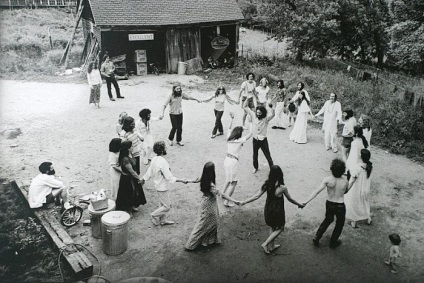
11 180 93 280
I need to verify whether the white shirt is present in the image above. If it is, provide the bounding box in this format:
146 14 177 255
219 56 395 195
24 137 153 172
143 156 177 192
87 69 102 86
316 100 342 133
342 117 357 137
255 86 270 104
240 80 256 98
227 136 248 158
28 174 64 208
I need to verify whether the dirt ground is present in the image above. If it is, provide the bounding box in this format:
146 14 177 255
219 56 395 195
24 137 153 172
0 75 423 283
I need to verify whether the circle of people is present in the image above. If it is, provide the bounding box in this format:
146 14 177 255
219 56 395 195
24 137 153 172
28 71 400 273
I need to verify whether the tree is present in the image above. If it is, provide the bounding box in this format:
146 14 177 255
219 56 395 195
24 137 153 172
387 0 424 73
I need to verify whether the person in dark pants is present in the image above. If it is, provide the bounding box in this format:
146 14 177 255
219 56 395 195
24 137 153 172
160 84 201 146
243 98 275 173
100 54 124 101
302 159 350 248
202 86 238 138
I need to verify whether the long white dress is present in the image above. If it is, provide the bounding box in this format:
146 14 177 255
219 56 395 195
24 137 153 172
346 138 365 171
289 100 310 144
224 135 248 182
345 163 371 221
108 152 120 200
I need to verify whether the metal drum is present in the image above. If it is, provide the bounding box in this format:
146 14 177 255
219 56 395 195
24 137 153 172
101 211 131 255
88 199 116 239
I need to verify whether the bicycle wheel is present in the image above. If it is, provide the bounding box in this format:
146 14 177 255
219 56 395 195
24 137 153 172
61 206 83 227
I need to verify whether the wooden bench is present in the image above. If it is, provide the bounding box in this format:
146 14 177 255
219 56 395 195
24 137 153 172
11 180 93 280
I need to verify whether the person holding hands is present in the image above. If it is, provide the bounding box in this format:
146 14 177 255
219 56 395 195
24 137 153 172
302 159 350 248
241 165 304 254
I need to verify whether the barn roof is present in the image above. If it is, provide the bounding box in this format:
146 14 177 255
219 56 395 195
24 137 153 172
88 0 244 26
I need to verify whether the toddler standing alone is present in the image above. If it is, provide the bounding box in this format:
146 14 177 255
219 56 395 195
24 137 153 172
385 233 401 274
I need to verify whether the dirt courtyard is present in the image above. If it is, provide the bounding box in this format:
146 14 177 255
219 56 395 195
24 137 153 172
0 75 423 282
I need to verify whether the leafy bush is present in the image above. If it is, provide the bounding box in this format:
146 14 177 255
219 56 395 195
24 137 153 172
0 180 73 282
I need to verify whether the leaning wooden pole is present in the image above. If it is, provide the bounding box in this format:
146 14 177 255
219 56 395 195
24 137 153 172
59 0 84 67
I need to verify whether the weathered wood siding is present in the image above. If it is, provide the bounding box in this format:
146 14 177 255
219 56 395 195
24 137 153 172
166 27 201 73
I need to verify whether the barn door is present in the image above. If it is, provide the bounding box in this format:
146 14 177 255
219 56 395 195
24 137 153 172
166 27 201 73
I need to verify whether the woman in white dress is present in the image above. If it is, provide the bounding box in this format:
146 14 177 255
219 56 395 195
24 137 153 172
255 77 270 107
345 149 373 228
222 112 253 207
340 110 357 162
359 114 372 151
136 108 163 165
346 126 369 173
289 91 313 144
272 80 289 130
108 138 122 200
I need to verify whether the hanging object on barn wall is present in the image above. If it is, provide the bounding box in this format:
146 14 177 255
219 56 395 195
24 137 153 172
210 35 230 61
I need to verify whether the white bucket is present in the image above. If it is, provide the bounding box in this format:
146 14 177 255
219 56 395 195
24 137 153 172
177 61 187 75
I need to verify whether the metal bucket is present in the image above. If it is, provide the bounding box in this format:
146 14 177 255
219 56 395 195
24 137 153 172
101 211 131 255
88 199 116 239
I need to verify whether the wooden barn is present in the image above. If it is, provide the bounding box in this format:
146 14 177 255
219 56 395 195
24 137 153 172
78 0 244 74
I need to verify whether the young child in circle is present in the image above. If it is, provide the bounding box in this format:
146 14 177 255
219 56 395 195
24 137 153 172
385 233 402 274
116 111 128 137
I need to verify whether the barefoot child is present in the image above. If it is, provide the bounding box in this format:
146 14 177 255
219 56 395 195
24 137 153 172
385 233 401 274
116 111 128 137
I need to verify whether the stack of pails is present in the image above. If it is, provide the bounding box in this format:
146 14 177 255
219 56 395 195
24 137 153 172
101 211 131 255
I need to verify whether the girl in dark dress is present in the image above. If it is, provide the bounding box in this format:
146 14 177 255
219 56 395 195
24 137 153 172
241 165 304 254
116 140 146 212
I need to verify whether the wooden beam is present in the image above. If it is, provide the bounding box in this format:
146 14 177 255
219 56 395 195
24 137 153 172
11 181 93 280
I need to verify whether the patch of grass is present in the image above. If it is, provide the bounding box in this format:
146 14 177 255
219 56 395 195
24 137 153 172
0 179 73 282
0 8 84 81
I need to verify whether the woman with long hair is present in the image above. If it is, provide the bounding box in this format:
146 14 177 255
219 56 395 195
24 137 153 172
345 149 373 228
86 62 102 108
289 91 313 144
272 79 289 130
202 86 238 138
160 84 201 146
346 126 369 173
241 165 304 254
222 112 253 207
185 162 241 251
255 77 270 107
116 140 146 213
359 114 372 151
340 109 357 161
136 108 163 165
108 138 122 200
121 116 144 174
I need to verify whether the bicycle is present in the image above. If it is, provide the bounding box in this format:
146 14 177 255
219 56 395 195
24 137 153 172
148 62 160 76
60 187 92 227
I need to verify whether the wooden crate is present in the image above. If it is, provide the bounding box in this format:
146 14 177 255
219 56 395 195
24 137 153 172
136 62 148 76
134 50 147 62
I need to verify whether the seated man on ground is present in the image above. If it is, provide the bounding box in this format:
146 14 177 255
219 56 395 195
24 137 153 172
28 162 67 209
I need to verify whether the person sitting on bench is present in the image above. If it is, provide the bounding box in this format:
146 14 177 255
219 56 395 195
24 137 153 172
28 162 67 208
